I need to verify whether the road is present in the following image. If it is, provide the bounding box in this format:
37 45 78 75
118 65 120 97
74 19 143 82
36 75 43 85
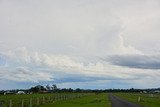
109 94 142 107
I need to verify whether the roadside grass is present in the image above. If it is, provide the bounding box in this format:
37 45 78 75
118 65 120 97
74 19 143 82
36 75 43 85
0 93 111 107
0 93 90 107
114 93 160 107
0 93 52 107
40 93 111 107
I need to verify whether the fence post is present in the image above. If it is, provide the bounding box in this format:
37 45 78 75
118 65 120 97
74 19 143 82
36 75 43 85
21 99 24 107
138 96 141 102
29 98 32 107
9 100 12 107
43 97 45 104
37 97 39 106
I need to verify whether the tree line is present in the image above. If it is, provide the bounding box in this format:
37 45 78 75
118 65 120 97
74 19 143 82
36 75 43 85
0 84 160 95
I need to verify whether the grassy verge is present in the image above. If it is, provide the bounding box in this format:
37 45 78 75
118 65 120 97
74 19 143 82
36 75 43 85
114 93 160 107
0 93 90 107
40 93 111 107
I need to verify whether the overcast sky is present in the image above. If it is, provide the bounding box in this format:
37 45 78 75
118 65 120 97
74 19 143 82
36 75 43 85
1 0 160 90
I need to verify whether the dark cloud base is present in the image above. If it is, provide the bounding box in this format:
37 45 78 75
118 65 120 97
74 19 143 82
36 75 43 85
105 54 160 70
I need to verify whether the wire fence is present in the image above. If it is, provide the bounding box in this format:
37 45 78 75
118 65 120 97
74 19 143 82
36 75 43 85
0 93 90 107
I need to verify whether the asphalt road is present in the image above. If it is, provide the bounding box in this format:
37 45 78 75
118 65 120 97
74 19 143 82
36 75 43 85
109 94 142 107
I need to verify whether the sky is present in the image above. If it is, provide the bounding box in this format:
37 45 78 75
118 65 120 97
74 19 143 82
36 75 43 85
1 0 160 90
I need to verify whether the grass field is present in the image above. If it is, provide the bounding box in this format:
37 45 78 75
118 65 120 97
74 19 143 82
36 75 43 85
114 93 160 107
0 93 92 107
2 92 160 107
0 93 111 107
40 93 111 107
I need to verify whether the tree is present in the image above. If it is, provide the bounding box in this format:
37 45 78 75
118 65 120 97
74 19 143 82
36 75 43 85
52 84 57 90
46 84 51 91
29 85 46 93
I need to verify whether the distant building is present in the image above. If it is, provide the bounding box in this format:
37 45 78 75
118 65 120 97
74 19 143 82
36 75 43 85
154 90 160 93
141 91 147 93
4 91 14 95
17 91 25 94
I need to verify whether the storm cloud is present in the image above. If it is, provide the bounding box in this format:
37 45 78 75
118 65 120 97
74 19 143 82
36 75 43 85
106 54 160 69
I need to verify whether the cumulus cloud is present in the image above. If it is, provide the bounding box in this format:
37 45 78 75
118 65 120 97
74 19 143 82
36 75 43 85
106 54 160 69
0 66 53 82
3 47 101 73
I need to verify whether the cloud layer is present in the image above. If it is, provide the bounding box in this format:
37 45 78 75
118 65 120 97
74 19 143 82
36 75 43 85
1 0 160 89
1 47 160 89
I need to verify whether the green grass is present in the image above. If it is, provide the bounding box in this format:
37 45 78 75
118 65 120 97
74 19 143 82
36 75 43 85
0 93 111 107
0 93 52 107
114 93 160 107
0 93 91 107
40 93 111 107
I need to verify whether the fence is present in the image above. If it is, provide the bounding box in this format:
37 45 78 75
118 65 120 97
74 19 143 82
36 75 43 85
0 93 90 107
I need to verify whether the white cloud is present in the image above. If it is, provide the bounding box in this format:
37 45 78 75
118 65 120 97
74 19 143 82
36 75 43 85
117 35 143 55
1 0 160 89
